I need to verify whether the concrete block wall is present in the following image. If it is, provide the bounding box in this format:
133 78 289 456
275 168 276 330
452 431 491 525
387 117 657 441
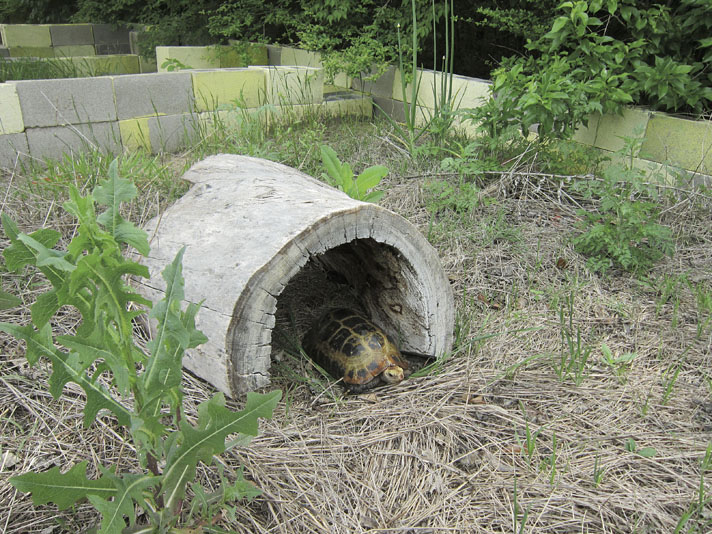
0 23 135 57
0 65 372 169
156 44 269 72
268 45 711 181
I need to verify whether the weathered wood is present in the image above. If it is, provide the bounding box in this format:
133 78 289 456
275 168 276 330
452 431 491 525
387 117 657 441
136 154 454 396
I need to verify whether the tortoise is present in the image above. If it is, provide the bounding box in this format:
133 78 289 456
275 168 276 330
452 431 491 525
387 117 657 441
301 308 408 392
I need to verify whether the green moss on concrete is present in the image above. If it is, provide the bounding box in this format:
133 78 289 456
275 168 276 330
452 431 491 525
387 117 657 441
53 45 95 57
156 46 217 71
1 25 52 48
572 113 601 146
9 47 55 58
119 117 151 151
192 69 266 111
0 83 24 134
640 114 712 174
593 107 651 154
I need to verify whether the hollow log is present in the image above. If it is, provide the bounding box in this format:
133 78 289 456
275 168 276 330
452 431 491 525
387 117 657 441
136 154 454 396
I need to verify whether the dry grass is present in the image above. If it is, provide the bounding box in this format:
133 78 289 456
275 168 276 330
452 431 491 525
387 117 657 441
1 120 711 533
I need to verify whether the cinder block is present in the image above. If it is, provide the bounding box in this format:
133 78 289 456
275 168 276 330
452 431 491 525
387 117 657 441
8 47 54 58
156 46 218 71
279 46 322 67
247 43 269 66
50 24 94 46
250 66 322 105
0 48 9 58
26 122 121 160
321 95 372 118
53 45 95 57
221 43 269 67
139 56 157 73
95 43 132 55
640 113 712 174
92 24 130 45
372 96 406 123
147 113 198 153
114 72 195 119
0 132 29 169
119 117 151 151
78 55 140 75
0 83 24 134
573 113 601 146
593 107 651 154
352 66 396 99
192 69 265 111
13 77 117 127
1 25 51 48
266 44 282 66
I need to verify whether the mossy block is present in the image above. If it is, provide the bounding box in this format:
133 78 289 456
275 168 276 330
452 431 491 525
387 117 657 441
156 46 218 72
640 113 712 174
139 55 158 73
53 45 96 57
0 48 10 58
247 43 268 65
251 66 323 105
192 69 266 111
119 117 152 151
9 47 55 58
221 43 268 67
0 83 24 134
50 24 94 46
216 46 247 68
572 113 601 146
1 25 52 48
322 95 372 117
593 107 651 154
279 46 322 67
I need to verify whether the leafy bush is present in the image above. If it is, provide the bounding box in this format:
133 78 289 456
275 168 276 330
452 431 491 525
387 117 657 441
1 160 281 532
474 0 712 141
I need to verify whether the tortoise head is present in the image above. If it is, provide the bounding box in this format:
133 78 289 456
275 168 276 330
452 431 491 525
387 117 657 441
381 364 405 384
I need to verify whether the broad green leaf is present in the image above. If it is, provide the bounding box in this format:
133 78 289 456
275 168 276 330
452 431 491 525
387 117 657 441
141 248 205 416
113 220 150 256
161 390 281 510
319 145 343 186
10 461 116 510
363 190 385 204
637 447 657 458
88 467 159 534
58 326 132 396
0 289 21 310
31 289 60 328
355 165 388 193
2 215 62 272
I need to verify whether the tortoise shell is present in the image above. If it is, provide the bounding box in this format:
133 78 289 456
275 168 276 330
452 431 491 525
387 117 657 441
302 308 408 392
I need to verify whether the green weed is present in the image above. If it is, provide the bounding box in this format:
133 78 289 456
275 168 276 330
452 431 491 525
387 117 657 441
600 343 636 384
2 160 280 533
553 292 591 385
319 144 387 202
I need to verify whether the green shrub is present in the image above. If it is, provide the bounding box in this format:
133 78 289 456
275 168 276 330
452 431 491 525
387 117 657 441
474 0 712 141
